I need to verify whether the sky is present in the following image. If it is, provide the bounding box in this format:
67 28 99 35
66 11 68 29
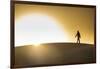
15 3 95 46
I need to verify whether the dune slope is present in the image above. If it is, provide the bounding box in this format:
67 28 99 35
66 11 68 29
14 43 96 68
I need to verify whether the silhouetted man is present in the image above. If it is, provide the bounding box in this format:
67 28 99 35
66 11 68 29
75 30 81 43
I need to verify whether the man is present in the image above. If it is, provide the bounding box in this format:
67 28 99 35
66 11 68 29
75 30 81 43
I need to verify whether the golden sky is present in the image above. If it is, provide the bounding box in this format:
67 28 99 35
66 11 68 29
15 3 95 46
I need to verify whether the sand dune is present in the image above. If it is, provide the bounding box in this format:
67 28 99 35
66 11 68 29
14 43 96 68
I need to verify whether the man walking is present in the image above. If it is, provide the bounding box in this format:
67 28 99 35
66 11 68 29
75 30 81 43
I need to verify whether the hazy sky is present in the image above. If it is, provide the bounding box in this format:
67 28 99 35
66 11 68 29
15 3 95 46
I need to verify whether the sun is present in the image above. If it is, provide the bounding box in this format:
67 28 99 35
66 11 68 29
15 13 68 47
33 43 41 46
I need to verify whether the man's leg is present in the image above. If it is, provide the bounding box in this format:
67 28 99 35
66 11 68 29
77 38 79 43
79 39 80 43
78 39 80 43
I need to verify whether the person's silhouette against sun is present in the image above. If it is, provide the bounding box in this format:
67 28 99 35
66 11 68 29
75 30 81 43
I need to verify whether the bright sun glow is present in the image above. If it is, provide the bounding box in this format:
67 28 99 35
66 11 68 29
15 13 68 47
